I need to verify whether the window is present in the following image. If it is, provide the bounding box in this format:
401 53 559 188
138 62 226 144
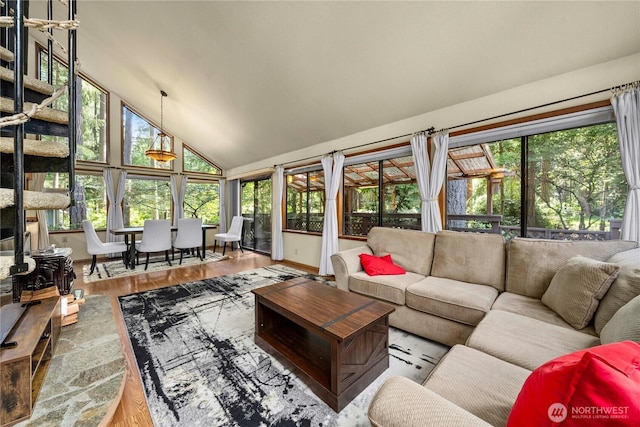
184 181 220 224
343 151 420 236
286 170 325 232
37 45 108 164
43 172 107 231
122 104 173 170
446 108 627 240
123 176 171 226
183 144 222 175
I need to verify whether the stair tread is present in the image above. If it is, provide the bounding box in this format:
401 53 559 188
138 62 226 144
0 46 13 63
0 255 36 281
0 66 55 96
0 96 68 125
0 137 69 158
0 189 70 210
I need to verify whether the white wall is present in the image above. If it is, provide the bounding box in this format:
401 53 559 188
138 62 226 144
229 53 640 268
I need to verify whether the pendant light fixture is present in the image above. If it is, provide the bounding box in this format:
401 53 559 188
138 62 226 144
145 90 177 162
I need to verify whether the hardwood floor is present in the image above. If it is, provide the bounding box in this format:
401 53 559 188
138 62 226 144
73 249 319 427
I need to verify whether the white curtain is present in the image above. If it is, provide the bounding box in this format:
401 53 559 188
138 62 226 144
427 132 449 232
219 179 227 233
612 84 640 243
411 133 430 232
31 173 50 249
319 152 345 275
104 169 126 244
410 132 449 232
272 166 284 260
170 175 187 226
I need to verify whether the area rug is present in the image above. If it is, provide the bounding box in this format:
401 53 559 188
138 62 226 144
82 250 228 283
118 265 449 426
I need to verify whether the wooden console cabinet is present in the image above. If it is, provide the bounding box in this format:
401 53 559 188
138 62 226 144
0 297 61 426
12 248 74 302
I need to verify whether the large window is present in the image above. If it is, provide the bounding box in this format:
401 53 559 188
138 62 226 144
37 45 108 164
446 108 627 240
122 104 173 170
123 176 171 226
183 144 222 175
184 181 220 224
43 172 107 230
343 152 420 236
286 170 325 232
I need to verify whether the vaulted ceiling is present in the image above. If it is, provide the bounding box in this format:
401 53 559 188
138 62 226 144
35 1 640 171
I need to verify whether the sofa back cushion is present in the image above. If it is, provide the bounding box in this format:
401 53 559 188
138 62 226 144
367 227 436 276
430 230 506 291
505 238 637 299
600 294 640 345
595 247 640 334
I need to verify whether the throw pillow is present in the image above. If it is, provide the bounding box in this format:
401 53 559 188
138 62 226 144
507 341 640 427
541 256 620 329
600 294 640 344
359 253 406 276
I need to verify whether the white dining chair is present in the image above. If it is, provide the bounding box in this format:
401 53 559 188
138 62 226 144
172 218 203 265
82 220 128 275
213 215 244 256
137 219 173 270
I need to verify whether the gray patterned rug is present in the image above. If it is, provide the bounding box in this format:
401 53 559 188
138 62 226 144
119 265 448 426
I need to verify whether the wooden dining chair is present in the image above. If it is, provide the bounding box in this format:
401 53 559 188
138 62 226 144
137 219 173 270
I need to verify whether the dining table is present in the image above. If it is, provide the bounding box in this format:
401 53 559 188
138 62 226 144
110 223 218 270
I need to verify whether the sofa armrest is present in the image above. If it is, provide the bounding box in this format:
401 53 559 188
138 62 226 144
368 376 492 427
330 245 371 291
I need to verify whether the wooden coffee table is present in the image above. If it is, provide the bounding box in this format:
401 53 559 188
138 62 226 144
251 276 395 411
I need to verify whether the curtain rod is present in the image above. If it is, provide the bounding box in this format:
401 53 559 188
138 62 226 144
279 80 637 168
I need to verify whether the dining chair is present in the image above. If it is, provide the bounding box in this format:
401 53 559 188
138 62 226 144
213 215 244 256
137 219 173 270
82 220 128 275
172 218 203 265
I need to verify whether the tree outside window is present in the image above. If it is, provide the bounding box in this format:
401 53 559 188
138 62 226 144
38 47 108 163
43 172 106 230
122 105 172 170
447 122 627 240
184 181 220 224
123 176 171 226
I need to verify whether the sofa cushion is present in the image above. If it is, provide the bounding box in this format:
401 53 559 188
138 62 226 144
359 253 406 276
541 256 620 329
424 345 531 427
595 247 640 334
349 271 425 305
406 277 498 327
368 376 492 427
466 310 600 371
430 231 506 291
601 294 640 344
492 292 597 336
367 227 436 276
505 238 636 299
507 341 640 427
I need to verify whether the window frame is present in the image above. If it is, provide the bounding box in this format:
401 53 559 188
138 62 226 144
35 42 110 166
182 143 223 176
121 101 175 171
284 165 325 234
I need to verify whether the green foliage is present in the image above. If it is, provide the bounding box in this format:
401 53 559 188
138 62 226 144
183 147 221 175
184 182 220 224
124 178 172 226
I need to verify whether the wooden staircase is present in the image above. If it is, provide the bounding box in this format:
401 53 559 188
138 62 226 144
0 0 78 296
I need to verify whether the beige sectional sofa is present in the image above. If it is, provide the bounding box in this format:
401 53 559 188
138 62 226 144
330 227 640 426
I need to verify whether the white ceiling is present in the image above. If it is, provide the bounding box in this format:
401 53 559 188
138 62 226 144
35 1 640 170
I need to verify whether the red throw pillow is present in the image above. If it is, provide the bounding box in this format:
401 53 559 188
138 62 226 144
359 253 406 276
507 341 640 427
